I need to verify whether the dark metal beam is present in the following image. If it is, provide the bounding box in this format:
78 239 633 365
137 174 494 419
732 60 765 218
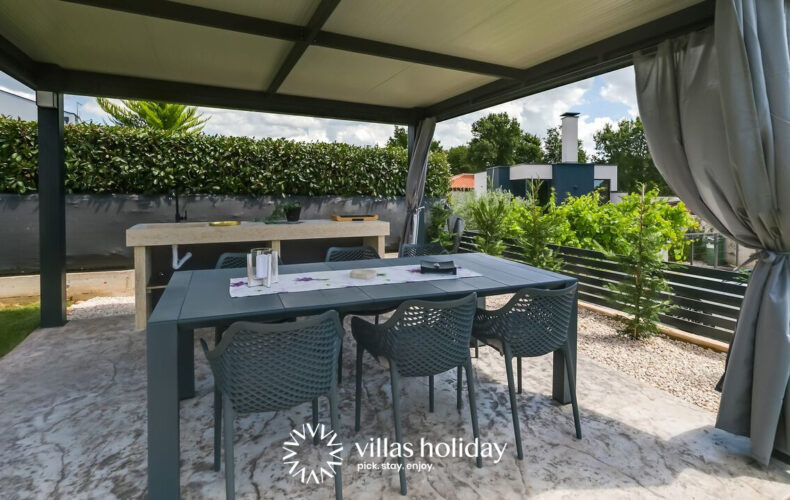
60 0 524 80
267 0 341 93
62 0 305 41
34 65 421 124
312 32 524 80
0 34 38 89
426 1 716 121
37 92 67 327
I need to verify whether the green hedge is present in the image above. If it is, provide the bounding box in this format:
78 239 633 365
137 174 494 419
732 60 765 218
0 117 451 197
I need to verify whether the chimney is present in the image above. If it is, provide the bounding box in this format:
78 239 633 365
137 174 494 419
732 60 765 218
560 112 580 163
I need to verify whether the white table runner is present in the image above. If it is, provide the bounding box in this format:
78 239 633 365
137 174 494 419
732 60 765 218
229 264 482 298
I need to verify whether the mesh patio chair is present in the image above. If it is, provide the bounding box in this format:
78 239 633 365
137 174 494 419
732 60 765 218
324 244 383 383
200 311 344 500
216 251 282 269
398 242 449 258
352 293 481 495
325 245 380 262
472 284 580 460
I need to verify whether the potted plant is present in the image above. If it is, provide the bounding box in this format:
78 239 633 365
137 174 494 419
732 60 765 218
281 200 302 222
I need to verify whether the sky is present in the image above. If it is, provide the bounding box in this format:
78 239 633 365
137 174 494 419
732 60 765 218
0 67 638 156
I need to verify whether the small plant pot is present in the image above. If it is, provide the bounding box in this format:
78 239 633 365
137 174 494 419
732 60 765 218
284 206 301 222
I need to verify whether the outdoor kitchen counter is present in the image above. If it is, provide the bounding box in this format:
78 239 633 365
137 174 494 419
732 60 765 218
126 219 389 329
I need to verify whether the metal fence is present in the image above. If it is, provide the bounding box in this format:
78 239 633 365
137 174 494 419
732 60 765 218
459 231 747 343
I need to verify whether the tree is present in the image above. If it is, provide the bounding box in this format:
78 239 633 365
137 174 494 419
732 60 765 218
606 185 671 339
542 126 587 163
466 113 543 170
447 145 473 174
97 98 208 134
386 126 443 152
511 181 566 271
593 117 671 195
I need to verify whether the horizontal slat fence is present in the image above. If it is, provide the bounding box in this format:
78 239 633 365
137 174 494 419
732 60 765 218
458 231 747 343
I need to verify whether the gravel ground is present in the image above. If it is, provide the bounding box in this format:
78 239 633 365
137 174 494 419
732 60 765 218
66 294 726 413
486 294 726 413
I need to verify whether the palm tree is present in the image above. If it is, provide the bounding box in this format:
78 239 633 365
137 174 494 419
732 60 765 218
96 98 208 134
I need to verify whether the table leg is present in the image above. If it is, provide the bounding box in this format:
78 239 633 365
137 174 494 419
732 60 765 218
134 246 151 331
552 288 577 404
269 240 281 253
178 328 195 400
147 320 181 499
363 235 386 257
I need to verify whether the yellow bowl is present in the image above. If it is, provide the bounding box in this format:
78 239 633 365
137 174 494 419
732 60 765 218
209 221 241 227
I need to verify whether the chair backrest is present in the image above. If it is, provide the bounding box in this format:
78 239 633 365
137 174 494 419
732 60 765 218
216 251 283 269
481 284 576 357
398 242 449 258
449 217 465 254
201 311 343 413
380 293 477 377
325 245 380 262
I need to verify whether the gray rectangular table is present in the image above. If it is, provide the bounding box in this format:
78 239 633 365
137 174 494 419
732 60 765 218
145 253 577 499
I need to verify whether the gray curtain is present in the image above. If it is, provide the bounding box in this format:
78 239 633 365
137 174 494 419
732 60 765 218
633 0 790 464
401 117 437 247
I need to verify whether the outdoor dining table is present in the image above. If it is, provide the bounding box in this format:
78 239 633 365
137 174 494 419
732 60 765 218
145 252 578 499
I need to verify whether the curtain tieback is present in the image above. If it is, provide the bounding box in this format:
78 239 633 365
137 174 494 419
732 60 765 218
735 249 790 270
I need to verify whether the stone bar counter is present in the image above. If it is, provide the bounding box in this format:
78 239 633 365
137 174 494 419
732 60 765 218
126 219 389 329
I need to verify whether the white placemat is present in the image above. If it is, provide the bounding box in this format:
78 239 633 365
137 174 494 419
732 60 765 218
229 264 482 297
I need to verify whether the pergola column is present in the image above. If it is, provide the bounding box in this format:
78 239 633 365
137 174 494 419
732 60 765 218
36 91 67 327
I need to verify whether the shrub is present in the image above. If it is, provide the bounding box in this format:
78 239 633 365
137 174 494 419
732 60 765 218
464 189 514 256
508 181 566 271
606 186 671 339
426 200 455 251
0 117 451 198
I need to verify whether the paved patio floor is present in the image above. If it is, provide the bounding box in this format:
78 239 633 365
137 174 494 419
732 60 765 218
0 313 788 499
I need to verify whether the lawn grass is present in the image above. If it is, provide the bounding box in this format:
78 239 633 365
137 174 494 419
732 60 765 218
0 303 40 358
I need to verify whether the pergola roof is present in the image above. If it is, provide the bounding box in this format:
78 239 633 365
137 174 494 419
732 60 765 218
0 0 713 124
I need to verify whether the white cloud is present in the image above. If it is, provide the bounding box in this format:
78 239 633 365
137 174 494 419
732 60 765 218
599 67 638 116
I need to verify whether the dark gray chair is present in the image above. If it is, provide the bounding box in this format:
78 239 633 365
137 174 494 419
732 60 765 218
353 293 481 495
325 245 380 262
472 284 580 460
201 311 344 500
448 215 466 254
216 251 282 269
324 245 383 382
398 242 449 258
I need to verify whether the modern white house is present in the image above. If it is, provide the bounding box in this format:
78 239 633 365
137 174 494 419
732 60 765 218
471 113 620 203
0 88 80 124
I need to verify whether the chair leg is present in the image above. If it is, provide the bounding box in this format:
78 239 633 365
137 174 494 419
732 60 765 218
337 338 343 384
474 339 479 358
389 363 407 496
456 366 463 410
329 382 343 500
312 397 320 445
464 358 482 468
214 327 222 345
517 357 522 394
503 346 523 460
562 345 582 439
354 344 363 432
213 387 222 471
428 376 434 412
223 394 235 500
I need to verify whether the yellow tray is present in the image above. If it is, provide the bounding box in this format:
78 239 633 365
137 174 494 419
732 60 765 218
208 220 241 227
331 214 379 222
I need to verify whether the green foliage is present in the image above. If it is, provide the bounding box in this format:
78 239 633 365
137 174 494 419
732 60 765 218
426 201 455 251
509 181 566 271
447 145 474 174
542 126 587 163
464 189 514 256
606 186 672 339
0 118 451 197
593 117 671 195
467 113 543 170
553 192 630 253
96 98 208 134
386 125 443 152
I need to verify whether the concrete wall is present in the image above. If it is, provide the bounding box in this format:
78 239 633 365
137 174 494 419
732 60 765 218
0 194 411 274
